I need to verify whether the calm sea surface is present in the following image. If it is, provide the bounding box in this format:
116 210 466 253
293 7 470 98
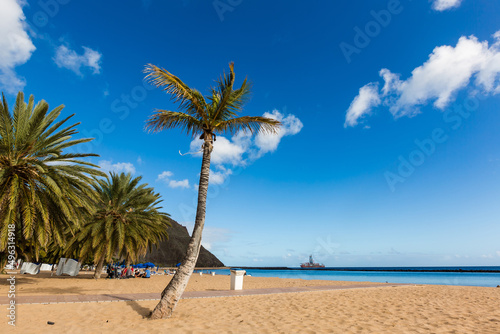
210 267 500 287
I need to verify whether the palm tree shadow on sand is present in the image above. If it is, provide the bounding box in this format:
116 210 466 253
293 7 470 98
125 301 152 317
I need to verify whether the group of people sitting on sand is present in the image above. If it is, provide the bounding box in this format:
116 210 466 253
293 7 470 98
106 265 151 279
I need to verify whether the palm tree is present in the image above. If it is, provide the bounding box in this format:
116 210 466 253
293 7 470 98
0 92 104 262
144 62 281 319
66 172 171 278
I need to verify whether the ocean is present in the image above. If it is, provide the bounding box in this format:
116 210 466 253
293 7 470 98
210 267 500 287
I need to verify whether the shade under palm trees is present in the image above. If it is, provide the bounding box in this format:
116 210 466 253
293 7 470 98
144 62 281 319
65 172 171 278
0 92 104 263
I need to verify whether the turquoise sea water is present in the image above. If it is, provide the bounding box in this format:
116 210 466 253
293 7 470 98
210 267 500 287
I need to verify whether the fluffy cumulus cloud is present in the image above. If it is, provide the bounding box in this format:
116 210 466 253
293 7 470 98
99 160 136 175
344 83 381 127
157 171 173 181
432 0 462 11
209 167 233 185
255 110 303 156
345 32 500 127
168 179 190 189
157 171 190 189
190 136 246 166
0 0 36 94
54 45 102 76
188 110 303 185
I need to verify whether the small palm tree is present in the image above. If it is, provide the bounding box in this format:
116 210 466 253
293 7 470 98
144 62 281 319
0 92 104 262
66 172 171 278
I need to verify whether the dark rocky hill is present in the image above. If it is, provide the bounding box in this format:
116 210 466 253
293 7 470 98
142 219 224 267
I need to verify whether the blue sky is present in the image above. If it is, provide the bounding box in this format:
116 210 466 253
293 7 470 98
1 0 500 267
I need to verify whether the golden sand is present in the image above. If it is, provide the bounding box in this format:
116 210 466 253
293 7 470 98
0 271 378 296
1 272 499 333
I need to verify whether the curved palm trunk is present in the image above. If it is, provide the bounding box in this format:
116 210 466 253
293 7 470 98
150 142 212 320
93 256 105 279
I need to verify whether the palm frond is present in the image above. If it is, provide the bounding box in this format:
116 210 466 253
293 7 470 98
215 116 281 136
144 64 209 123
144 62 281 142
145 110 203 136
67 172 171 266
209 62 236 121
0 92 103 259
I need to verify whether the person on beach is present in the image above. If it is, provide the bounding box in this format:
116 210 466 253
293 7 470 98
143 267 151 278
107 265 118 279
127 266 135 278
111 266 118 278
120 267 128 279
106 266 113 278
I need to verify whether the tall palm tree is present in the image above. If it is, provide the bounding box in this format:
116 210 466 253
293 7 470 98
65 172 171 278
144 62 281 319
0 92 104 262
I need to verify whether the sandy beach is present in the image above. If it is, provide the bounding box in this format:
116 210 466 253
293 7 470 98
1 272 499 333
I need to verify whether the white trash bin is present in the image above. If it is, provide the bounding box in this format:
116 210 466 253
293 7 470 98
230 269 246 290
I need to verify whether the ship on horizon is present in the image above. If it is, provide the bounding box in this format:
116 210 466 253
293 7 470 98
300 255 325 268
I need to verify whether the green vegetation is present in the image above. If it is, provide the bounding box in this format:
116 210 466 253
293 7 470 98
65 173 171 278
144 62 281 319
0 61 276 307
0 92 169 273
0 92 104 263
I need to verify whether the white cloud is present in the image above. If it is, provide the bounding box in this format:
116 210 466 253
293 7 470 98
189 110 303 164
157 171 189 189
380 68 402 96
190 136 246 166
255 110 303 156
0 0 36 94
346 32 500 126
387 35 491 115
54 45 102 76
232 130 253 150
496 251 500 257
157 171 173 181
210 168 233 185
168 179 190 189
99 160 136 175
344 83 381 127
187 110 303 185
432 0 462 11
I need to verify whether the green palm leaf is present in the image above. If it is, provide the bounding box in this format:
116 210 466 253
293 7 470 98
144 62 282 319
66 173 170 277
0 92 105 260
